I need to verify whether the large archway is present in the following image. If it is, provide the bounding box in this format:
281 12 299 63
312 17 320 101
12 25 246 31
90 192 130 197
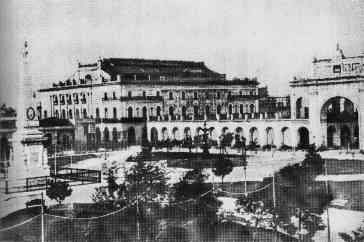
281 127 291 146
249 127 259 145
320 96 358 149
161 127 169 141
297 127 309 149
127 127 136 145
150 127 158 144
265 127 274 145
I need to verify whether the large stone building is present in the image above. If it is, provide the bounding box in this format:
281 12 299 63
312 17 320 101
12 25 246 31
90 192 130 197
35 45 364 152
36 58 290 151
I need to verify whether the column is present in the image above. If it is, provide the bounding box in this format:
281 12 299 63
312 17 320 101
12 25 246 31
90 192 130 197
309 90 321 146
359 87 364 150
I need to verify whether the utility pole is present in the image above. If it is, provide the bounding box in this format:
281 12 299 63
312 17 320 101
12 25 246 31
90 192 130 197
54 143 57 175
272 172 277 242
241 139 247 197
70 143 73 168
41 192 45 242
136 191 141 241
325 159 331 242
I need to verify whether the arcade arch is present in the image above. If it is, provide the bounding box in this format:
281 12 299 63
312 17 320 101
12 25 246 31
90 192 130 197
320 96 358 148
297 127 309 148
150 127 158 144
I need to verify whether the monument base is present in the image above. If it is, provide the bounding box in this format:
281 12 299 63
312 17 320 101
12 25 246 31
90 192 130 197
7 127 49 185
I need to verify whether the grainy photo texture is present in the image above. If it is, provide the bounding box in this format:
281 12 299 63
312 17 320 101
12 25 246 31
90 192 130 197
1 0 364 241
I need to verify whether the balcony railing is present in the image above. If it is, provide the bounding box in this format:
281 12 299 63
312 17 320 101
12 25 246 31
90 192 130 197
119 96 163 102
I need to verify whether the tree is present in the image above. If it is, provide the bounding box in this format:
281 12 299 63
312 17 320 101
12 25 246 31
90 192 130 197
124 160 168 203
172 165 222 233
273 146 331 240
92 166 127 209
235 197 278 240
213 155 233 185
46 180 72 204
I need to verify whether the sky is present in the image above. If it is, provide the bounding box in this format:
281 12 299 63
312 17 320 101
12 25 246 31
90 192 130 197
1 0 364 106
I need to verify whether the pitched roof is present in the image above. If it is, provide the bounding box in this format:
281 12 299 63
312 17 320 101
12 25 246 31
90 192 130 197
100 58 225 79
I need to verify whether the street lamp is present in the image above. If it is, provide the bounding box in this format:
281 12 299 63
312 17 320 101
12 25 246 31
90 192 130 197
200 121 210 154
241 137 248 197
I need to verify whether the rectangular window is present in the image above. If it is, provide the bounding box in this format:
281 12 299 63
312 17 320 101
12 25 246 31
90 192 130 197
333 64 341 73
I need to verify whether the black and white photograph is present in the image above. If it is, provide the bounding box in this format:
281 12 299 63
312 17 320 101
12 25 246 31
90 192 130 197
1 0 364 241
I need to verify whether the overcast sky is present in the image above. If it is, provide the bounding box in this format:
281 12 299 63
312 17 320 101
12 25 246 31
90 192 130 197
1 0 364 106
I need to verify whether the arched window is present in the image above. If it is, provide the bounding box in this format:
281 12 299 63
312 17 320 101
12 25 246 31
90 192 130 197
194 92 198 99
205 105 210 117
75 109 79 119
142 106 147 118
95 128 101 146
104 108 108 118
128 107 133 118
103 127 110 142
194 106 199 119
44 110 48 119
156 91 160 97
151 127 158 144
249 104 255 113
127 127 136 145
113 107 117 119
96 108 100 119
182 92 185 100
128 91 132 98
104 92 108 100
83 108 87 118
142 91 146 97
169 92 173 100
68 109 73 119
228 104 233 115
61 109 66 119
240 104 244 114
182 106 187 119
217 105 221 114
156 106 161 117
169 106 174 116
112 127 118 143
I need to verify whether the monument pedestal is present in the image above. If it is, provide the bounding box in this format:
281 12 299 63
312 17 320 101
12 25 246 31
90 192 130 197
7 127 49 186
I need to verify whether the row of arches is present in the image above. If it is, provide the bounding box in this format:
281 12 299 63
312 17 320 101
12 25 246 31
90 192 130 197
149 126 310 148
95 127 137 145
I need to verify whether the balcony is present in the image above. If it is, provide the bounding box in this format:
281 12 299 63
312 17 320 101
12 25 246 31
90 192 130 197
118 96 163 102
99 117 147 123
227 94 259 101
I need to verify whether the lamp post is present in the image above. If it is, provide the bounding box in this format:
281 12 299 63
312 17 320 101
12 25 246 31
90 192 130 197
241 137 248 197
200 121 210 154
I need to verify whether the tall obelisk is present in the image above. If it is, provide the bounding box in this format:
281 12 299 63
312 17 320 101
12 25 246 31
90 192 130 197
7 42 49 183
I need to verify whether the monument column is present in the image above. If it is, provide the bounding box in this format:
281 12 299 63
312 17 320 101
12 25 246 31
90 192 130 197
8 41 49 183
